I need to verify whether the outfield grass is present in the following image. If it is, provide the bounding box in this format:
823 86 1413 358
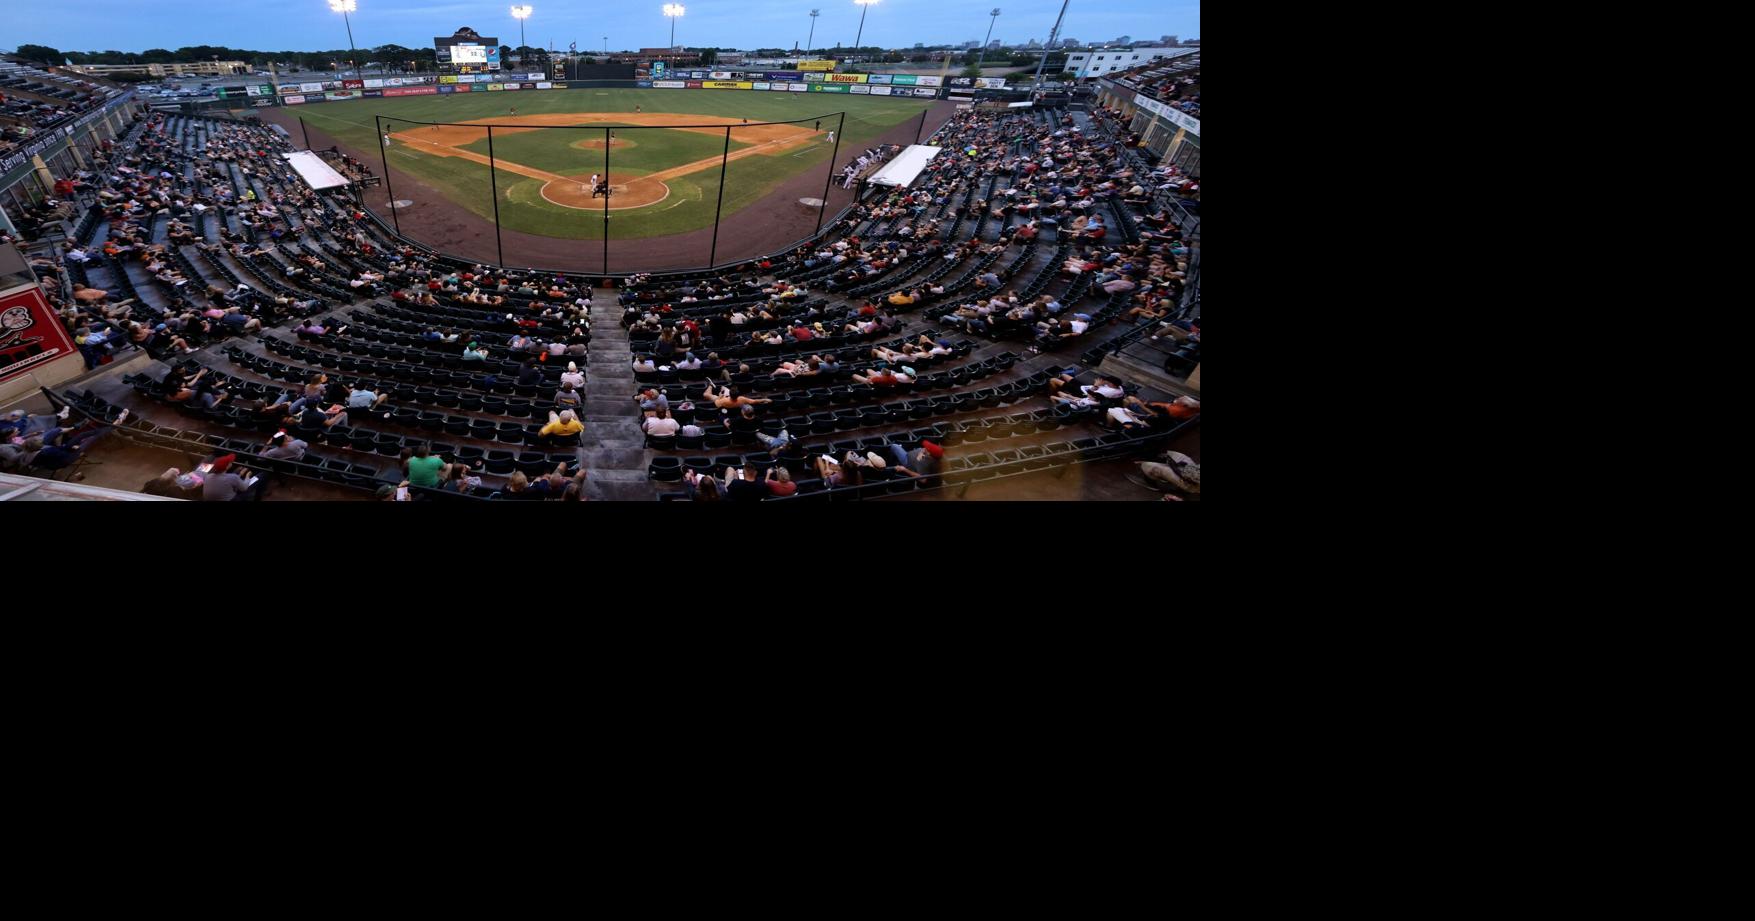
285 88 931 239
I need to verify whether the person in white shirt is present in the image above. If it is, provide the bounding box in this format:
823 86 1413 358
1068 317 1090 335
1082 379 1124 400
642 407 680 436
560 361 585 389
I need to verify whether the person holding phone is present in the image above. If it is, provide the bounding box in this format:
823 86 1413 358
200 454 264 501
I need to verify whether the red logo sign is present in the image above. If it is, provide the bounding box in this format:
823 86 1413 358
0 286 77 383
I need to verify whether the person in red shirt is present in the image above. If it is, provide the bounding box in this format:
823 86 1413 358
764 467 797 497
791 325 813 341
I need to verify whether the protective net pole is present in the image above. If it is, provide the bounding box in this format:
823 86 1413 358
816 111 846 236
602 126 610 275
708 125 731 268
916 108 927 144
300 116 312 150
486 126 506 267
376 115 401 236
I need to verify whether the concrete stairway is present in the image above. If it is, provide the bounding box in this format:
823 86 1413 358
581 311 656 501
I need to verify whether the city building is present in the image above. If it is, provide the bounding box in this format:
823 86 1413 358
1060 46 1196 79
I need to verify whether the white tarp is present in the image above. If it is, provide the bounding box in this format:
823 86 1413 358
867 144 943 189
281 150 351 191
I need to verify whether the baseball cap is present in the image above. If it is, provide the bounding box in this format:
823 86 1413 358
921 441 944 459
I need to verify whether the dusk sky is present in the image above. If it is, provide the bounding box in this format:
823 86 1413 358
14 0 1198 55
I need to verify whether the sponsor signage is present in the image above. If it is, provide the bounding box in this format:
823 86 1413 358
325 90 360 100
503 83 520 90
890 74 918 85
364 78 384 89
825 72 867 83
866 74 892 84
751 82 770 91
285 94 307 104
440 75 459 84
796 60 836 71
702 80 751 89
302 94 326 103
437 85 456 93
787 82 808 92
362 90 384 98
653 80 686 89
299 82 324 92
710 71 733 80
486 82 504 91
383 86 438 96
536 82 554 89
685 80 703 88
915 87 940 97
765 72 803 81
869 85 893 95
977 77 1008 89
810 83 850 93
343 79 364 89
768 83 790 92
1134 92 1200 136
915 75 943 87
0 287 79 385
252 97 276 106
850 84 871 94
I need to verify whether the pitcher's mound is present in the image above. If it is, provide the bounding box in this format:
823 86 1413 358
570 137 638 151
541 176 670 210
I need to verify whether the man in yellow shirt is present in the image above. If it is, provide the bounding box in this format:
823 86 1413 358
538 409 584 446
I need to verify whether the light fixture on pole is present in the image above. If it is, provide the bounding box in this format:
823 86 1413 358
852 0 878 63
663 4 685 50
974 8 1000 73
511 6 532 63
807 9 820 55
328 0 358 77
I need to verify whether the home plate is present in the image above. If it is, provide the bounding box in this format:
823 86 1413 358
799 197 825 207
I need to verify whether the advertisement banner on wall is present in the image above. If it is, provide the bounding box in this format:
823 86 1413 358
383 86 438 96
278 84 299 94
685 80 703 88
787 82 809 92
325 91 360 101
751 82 771 91
439 75 459 84
486 83 504 91
764 72 803 81
364 79 384 89
299 82 324 92
802 72 825 82
342 79 364 89
825 72 867 84
949 77 973 87
915 75 943 86
653 80 686 89
810 83 850 93
362 90 384 98
437 85 456 93
850 84 871 94
869 85 893 95
866 74 892 84
502 83 520 90
703 81 751 89
302 94 326 103
285 94 307 104
768 83 791 91
709 71 732 80
536 82 554 89
890 74 918 85
977 77 1008 89
252 97 277 106
916 87 941 97
797 60 837 71
0 287 79 385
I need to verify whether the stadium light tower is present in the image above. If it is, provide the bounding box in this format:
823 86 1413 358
852 0 878 63
328 0 358 76
974 8 1000 73
511 5 533 63
663 4 685 49
807 9 820 55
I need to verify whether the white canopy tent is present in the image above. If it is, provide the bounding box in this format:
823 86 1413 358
280 151 351 191
866 144 943 189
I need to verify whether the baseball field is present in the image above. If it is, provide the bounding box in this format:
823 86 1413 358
275 88 935 242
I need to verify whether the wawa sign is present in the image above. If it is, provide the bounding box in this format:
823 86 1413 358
0 286 77 384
